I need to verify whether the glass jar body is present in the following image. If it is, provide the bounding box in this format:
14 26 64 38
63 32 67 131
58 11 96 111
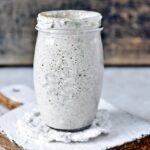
34 29 103 131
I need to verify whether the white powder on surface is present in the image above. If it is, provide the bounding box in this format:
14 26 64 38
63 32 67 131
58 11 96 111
17 108 111 144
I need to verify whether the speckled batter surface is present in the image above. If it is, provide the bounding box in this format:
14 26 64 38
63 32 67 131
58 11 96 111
34 10 103 130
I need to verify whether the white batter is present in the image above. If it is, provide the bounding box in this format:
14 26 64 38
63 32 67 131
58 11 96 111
34 10 103 130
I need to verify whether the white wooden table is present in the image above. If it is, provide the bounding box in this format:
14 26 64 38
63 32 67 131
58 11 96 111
0 67 150 107
0 67 150 119
0 67 150 150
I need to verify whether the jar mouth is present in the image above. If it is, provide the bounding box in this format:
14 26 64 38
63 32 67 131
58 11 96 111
36 10 102 30
39 10 102 20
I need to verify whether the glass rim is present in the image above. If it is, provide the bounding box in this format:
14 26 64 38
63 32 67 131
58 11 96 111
38 10 102 21
35 26 103 34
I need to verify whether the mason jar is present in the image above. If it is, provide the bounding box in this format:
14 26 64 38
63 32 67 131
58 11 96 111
34 10 103 131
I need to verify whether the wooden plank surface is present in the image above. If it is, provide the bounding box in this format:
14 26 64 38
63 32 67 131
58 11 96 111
0 0 149 65
0 132 150 150
0 133 23 150
0 100 150 150
0 80 150 149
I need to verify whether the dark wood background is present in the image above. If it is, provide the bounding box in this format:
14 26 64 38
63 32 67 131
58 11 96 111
0 0 149 65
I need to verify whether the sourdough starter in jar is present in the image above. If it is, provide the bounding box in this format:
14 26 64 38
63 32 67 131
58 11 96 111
34 10 103 131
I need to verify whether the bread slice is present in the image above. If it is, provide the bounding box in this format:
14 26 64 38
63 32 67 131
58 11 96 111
0 85 35 110
0 133 23 150
0 92 22 109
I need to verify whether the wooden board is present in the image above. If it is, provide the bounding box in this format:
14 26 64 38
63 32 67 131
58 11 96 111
0 85 150 149
0 0 149 65
0 133 150 150
0 100 150 150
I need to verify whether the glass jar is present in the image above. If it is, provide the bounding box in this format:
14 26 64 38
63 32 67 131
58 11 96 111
34 10 103 131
